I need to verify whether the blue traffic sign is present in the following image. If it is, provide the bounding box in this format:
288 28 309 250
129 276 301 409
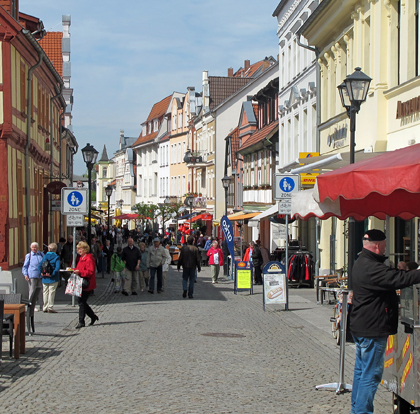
67 191 84 207
279 177 295 193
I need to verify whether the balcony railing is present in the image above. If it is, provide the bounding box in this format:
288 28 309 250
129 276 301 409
183 150 206 164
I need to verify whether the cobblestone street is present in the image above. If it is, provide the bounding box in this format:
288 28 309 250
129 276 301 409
0 266 394 413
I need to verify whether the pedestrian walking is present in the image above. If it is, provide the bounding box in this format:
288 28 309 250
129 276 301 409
162 246 171 290
22 242 44 311
39 243 61 313
177 235 201 299
73 241 98 329
147 237 167 294
103 239 113 274
121 237 141 296
349 229 420 414
207 240 223 284
138 242 149 291
110 246 126 293
116 229 123 249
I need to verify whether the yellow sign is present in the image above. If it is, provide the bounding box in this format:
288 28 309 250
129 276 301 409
213 221 220 226
299 152 319 187
237 269 252 289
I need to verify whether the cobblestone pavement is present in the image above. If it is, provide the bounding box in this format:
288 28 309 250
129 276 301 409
0 266 394 413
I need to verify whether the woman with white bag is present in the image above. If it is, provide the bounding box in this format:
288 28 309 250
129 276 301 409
73 241 98 329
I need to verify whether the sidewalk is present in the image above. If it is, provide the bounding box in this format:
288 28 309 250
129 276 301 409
0 264 393 413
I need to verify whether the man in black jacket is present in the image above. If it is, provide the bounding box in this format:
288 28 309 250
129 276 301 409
251 242 263 285
177 235 201 299
121 238 141 296
349 229 420 414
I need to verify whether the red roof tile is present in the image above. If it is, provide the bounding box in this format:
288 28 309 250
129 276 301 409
240 120 278 151
234 58 275 78
39 32 63 76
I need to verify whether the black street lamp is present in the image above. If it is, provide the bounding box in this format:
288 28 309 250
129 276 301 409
160 196 171 234
184 195 194 239
81 143 99 247
105 185 113 240
221 175 231 216
337 67 371 287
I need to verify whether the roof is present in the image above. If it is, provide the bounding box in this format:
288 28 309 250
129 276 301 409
133 95 172 147
233 57 277 78
229 127 240 169
39 32 63 76
98 145 109 162
239 120 279 152
209 76 252 110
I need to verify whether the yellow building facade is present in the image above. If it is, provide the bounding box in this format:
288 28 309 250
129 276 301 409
300 0 420 270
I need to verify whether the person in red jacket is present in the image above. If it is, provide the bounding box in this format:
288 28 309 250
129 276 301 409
207 240 224 284
73 241 98 329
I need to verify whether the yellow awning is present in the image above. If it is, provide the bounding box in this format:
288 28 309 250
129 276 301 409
227 212 260 221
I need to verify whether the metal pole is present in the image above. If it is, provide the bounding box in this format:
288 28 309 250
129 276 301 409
348 107 356 289
225 187 228 216
285 214 289 311
107 195 110 240
87 164 92 247
71 225 76 307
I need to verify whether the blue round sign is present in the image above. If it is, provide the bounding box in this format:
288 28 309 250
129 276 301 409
279 177 295 193
67 191 83 207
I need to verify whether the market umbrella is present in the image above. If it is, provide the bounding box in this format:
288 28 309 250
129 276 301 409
311 144 420 220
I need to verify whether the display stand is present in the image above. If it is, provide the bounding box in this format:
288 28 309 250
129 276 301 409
234 261 253 295
315 289 352 394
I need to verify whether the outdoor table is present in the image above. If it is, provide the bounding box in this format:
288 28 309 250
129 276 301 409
4 303 25 359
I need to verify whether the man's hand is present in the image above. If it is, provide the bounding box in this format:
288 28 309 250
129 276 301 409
24 275 29 281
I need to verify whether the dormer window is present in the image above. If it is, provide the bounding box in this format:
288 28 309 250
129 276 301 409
153 119 158 132
148 122 152 134
142 125 146 136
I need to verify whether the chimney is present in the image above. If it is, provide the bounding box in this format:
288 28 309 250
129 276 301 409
228 67 234 77
202 71 209 113
2 0 18 19
244 60 250 71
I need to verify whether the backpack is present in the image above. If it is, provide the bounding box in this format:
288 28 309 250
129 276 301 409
41 258 54 276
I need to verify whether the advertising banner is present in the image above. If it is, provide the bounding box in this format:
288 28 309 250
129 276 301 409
221 215 235 260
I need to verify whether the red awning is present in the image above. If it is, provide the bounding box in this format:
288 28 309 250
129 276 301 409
312 144 420 220
191 213 213 222
114 213 139 220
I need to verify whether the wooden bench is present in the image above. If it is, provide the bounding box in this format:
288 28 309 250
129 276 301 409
315 275 348 304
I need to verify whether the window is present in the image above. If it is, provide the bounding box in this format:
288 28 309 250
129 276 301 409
102 168 107 178
178 112 183 129
148 122 152 134
142 125 146 136
154 119 158 132
178 143 181 163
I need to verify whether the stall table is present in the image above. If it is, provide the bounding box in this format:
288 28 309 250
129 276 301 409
4 303 25 359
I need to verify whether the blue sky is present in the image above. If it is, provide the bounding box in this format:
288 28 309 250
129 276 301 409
20 0 279 175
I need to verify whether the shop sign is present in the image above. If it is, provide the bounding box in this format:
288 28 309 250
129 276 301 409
396 96 420 119
327 124 347 148
262 261 287 311
299 152 319 187
234 261 253 294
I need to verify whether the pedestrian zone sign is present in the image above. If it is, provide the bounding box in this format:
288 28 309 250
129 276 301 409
61 188 88 215
274 174 300 200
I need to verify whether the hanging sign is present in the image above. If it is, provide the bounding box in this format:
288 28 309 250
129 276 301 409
234 261 253 295
221 215 235 260
61 188 88 215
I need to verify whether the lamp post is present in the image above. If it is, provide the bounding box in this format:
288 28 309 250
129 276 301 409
221 175 231 216
105 185 113 240
81 143 99 247
184 195 194 239
337 67 371 287
160 196 171 234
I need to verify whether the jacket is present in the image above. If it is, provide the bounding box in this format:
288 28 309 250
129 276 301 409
138 248 149 271
75 253 97 291
207 247 224 266
38 252 61 284
61 242 73 264
22 251 44 278
350 248 420 337
111 253 125 272
147 245 167 268
251 245 263 267
177 244 201 271
122 245 141 271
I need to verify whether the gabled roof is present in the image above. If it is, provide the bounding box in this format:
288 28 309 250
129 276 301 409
229 127 240 169
39 32 63 76
134 95 172 147
233 57 277 78
239 120 279 153
209 76 252 110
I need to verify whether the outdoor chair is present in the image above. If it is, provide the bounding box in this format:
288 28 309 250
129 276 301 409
0 299 14 361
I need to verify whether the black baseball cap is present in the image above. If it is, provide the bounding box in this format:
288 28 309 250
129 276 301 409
363 229 386 242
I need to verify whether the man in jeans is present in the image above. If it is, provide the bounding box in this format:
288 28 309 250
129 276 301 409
22 242 44 311
147 238 167 294
350 229 420 414
177 235 201 299
121 237 141 296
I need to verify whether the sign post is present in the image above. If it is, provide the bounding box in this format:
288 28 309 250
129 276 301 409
274 174 300 311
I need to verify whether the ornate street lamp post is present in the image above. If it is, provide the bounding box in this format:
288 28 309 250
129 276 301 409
105 185 113 240
337 67 371 288
81 143 99 247
221 175 231 216
184 195 194 239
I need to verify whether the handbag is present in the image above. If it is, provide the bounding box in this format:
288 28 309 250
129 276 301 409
65 273 83 297
81 277 90 288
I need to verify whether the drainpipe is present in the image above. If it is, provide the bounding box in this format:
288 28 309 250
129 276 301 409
296 33 321 278
24 54 43 251
50 86 63 241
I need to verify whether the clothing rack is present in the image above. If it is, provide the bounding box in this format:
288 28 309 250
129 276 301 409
287 250 314 288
